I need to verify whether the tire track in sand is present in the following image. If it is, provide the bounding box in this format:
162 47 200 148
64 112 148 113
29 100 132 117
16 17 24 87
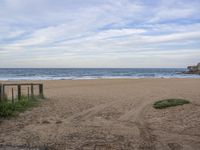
134 104 157 150
63 97 158 149
119 101 158 150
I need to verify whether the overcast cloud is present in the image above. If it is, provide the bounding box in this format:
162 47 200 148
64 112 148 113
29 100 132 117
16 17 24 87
0 0 200 68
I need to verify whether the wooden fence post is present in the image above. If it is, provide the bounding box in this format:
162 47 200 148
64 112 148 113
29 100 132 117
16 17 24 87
0 84 2 102
18 85 21 100
2 85 5 101
31 84 34 98
39 84 44 98
12 88 14 103
28 87 30 100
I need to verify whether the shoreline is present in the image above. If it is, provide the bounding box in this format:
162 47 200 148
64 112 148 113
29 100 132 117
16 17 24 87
0 76 200 81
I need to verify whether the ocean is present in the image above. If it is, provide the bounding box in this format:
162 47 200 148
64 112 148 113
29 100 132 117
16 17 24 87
0 68 199 81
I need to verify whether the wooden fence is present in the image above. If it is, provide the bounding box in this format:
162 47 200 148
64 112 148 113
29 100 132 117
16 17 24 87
0 83 44 102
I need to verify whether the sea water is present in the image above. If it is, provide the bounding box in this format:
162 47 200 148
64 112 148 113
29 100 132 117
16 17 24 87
0 68 199 80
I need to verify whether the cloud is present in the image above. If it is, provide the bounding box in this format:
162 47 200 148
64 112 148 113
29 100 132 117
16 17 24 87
0 0 200 67
148 0 200 23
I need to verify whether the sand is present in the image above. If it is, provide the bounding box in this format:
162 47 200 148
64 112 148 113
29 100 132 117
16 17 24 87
0 79 200 150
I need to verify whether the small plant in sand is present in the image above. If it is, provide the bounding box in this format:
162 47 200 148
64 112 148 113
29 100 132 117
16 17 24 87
0 96 39 118
153 99 190 109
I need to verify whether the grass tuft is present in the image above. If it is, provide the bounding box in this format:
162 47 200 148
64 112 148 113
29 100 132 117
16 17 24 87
0 96 39 118
153 99 190 109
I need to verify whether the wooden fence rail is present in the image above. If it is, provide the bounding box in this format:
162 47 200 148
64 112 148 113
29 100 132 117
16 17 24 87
0 83 44 102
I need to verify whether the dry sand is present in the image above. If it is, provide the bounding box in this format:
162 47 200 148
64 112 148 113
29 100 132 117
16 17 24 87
0 79 200 150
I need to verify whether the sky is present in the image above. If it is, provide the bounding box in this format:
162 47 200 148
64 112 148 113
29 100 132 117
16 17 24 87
0 0 200 68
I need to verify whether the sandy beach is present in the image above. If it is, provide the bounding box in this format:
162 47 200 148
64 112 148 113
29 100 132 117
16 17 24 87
0 79 200 150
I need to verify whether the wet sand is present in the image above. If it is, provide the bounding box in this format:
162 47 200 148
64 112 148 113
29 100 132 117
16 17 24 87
0 79 200 149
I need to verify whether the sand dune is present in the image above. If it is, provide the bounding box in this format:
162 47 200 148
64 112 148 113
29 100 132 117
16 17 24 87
0 79 200 149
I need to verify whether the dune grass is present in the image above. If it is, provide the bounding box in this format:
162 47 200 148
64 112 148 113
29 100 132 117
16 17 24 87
0 96 39 118
153 99 190 109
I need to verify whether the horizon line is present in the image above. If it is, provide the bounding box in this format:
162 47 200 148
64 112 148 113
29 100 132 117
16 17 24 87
0 67 186 69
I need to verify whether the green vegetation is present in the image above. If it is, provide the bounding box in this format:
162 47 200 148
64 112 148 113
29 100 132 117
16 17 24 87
0 96 39 118
153 99 190 109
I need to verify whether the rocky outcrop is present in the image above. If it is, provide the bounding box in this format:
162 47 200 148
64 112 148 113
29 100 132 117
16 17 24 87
185 63 200 74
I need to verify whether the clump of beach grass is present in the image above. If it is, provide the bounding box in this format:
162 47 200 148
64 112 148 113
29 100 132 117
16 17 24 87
0 96 39 118
153 99 190 109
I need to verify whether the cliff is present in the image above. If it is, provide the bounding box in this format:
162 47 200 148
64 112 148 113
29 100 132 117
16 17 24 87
185 63 200 74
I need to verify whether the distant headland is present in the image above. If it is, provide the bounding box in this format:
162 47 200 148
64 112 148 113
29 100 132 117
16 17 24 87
184 62 200 75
